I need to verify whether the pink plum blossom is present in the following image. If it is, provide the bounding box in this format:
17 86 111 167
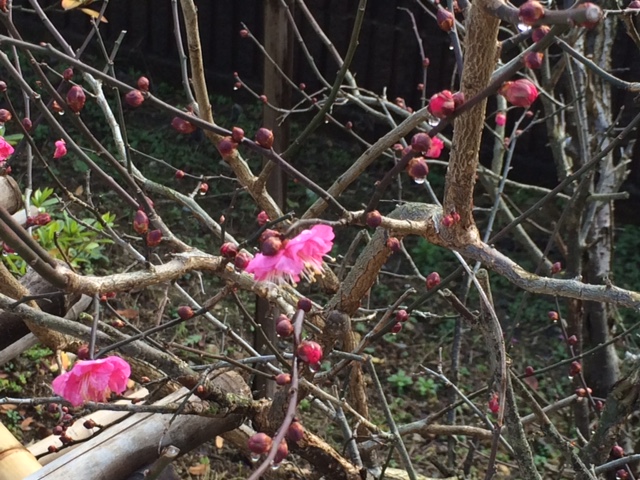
0 136 14 162
52 356 131 406
426 137 444 159
245 225 334 284
53 139 67 159
496 112 507 127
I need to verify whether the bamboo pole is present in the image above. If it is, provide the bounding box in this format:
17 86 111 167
0 421 42 480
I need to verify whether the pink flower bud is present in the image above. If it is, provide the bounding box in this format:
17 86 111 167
611 445 625 458
441 214 454 227
261 236 283 256
406 157 429 183
452 91 465 108
297 340 323 364
77 344 90 360
255 127 274 149
125 89 144 108
137 76 150 92
234 251 251 270
495 112 507 126
274 439 288 464
199 183 209 194
175 170 185 179
217 137 236 157
616 469 630 480
577 2 602 29
386 237 401 252
524 366 534 377
488 393 500 413
551 261 562 274
63 67 74 81
22 117 32 132
231 126 244 143
436 8 454 31
426 271 441 290
569 361 582 377
286 421 304 442
133 209 149 235
567 334 578 346
53 139 67 159
519 1 545 25
0 109 11 123
257 210 269 226
396 309 409 323
66 86 86 113
248 432 272 455
499 79 538 108
428 90 455 118
524 51 544 69
390 322 402 334
410 132 432 153
548 311 559 322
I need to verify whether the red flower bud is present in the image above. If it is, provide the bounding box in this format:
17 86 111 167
422 57 430 68
519 1 545 25
275 373 291 385
48 445 58 453
0 109 12 123
125 89 144 108
451 211 461 224
261 236 283 256
366 210 382 228
386 237 401 252
616 469 630 480
297 297 312 312
239 29 249 38
428 90 455 118
426 272 441 290
274 439 289 464
436 8 454 31
276 319 294 337
199 183 209 194
441 214 454 227
499 79 538 108
524 51 544 70
22 117 33 132
488 393 500 413
287 421 305 442
171 116 197 134
410 132 432 153
231 126 245 143
255 127 274 149
178 306 194 320
146 229 162 247
532 26 550 43
77 344 90 360
67 85 87 112
220 242 238 258
345 121 353 130
83 419 97 429
217 137 236 157
567 334 578 346
524 366 535 377
551 261 562 274
575 387 592 397
390 322 402 334
496 112 507 126
259 94 268 104
396 309 409 323
133 209 149 235
234 251 251 270
630 0 640 7
52 101 64 113
137 76 150 92
452 91 465 108
248 432 272 455
569 361 582 377
406 157 429 183
175 169 185 179
548 311 559 322
297 340 323 364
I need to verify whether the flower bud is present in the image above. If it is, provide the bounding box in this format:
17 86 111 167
452 91 465 108
66 86 86 113
436 8 454 31
410 132 432 153
519 1 545 25
575 387 592 397
146 229 162 247
234 251 251 270
220 242 238 258
548 311 559 322
178 306 194 320
48 445 58 453
287 421 305 442
171 116 196 134
239 29 249 38
406 157 429 183
133 209 149 235
488 393 500 413
611 445 625 458
22 117 32 132
569 361 582 377
441 214 454 227
297 297 312 312
567 334 578 346
524 366 535 377
386 237 401 252
248 432 272 455
426 271 441 290
396 309 409 323
231 126 245 143
175 169 185 179
256 210 269 226
125 89 144 108
496 112 507 127
63 68 74 81
52 101 64 114
524 51 544 70
275 373 291 385
551 261 562 274
577 2 602 29
366 210 382 228
428 90 455 118
217 137 236 157
255 127 274 149
276 319 294 337
0 81 6 92
297 340 323 364
532 25 550 43
199 183 209 194
77 344 90 360
0 109 11 123
499 79 538 108
616 469 630 480
261 236 283 256
390 322 402 334
274 439 288 464
83 419 97 429
137 76 150 92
